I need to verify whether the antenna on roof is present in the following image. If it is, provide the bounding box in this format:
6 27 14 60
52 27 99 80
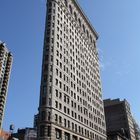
9 124 15 134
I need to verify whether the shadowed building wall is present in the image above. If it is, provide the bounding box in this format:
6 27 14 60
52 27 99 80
104 99 136 140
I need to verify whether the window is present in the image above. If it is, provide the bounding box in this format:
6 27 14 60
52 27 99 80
64 119 67 127
90 35 93 43
43 86 47 94
64 106 66 113
56 59 59 65
56 128 62 139
49 98 51 106
68 120 70 128
74 12 77 21
72 123 74 130
40 91 45 102
64 0 68 7
50 75 52 82
59 103 62 110
55 89 58 97
64 132 70 140
83 24 85 32
55 101 58 108
78 18 81 27
59 116 62 123
55 114 58 122
40 125 45 137
64 94 66 102
41 111 46 121
48 126 51 136
86 30 89 37
75 124 77 132
59 92 62 99
69 5 72 14
48 112 51 121
56 79 58 85
72 135 77 140
59 81 62 88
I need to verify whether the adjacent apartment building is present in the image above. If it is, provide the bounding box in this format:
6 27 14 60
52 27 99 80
0 42 13 128
104 99 136 140
37 0 107 140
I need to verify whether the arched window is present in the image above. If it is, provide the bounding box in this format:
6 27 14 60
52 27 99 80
64 0 68 7
78 18 81 27
90 35 93 43
86 30 89 37
83 24 85 33
69 5 72 14
74 12 77 21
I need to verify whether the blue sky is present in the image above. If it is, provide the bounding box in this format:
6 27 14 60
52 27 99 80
0 0 140 131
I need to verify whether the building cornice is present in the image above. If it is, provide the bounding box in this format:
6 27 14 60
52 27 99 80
73 0 99 40
48 0 99 40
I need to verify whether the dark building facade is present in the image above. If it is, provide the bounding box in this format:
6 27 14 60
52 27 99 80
10 128 37 140
0 41 13 128
37 0 107 140
107 131 128 140
104 99 136 140
133 119 140 140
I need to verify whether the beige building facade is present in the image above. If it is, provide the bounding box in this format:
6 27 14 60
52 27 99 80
38 0 107 140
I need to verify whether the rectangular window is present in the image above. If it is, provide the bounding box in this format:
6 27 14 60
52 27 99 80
59 116 62 124
64 132 70 140
55 128 61 139
48 126 51 137
41 97 46 105
59 103 62 110
55 101 58 108
64 119 66 127
55 89 58 97
43 86 47 95
73 135 78 140
40 125 45 137
55 114 58 122
64 106 66 113
41 111 46 121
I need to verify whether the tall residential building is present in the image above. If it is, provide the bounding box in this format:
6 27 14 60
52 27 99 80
37 0 106 140
104 99 136 140
0 41 13 128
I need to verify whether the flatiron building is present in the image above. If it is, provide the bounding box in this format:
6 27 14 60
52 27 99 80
38 0 106 140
